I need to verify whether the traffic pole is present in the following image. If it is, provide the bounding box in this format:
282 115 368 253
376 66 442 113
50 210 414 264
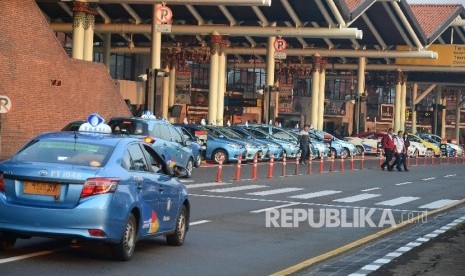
319 152 324 173
455 152 458 164
447 152 450 165
438 153 442 165
415 152 418 166
282 152 287 177
350 153 354 171
423 154 427 165
252 154 258 180
431 153 435 165
267 154 274 178
308 153 312 174
407 153 411 167
216 157 223 183
360 152 365 170
329 152 334 172
235 155 242 181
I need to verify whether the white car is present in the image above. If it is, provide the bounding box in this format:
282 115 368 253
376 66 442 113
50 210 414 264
345 133 427 157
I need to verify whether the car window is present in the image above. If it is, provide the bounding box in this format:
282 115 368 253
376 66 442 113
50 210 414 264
169 125 183 143
109 119 147 136
12 140 112 167
158 124 171 141
141 144 169 175
126 144 149 172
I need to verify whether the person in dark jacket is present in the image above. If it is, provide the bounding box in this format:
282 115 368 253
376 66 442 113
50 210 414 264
299 125 311 164
381 128 396 171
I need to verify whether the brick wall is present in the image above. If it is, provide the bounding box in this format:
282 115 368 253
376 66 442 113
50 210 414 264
0 0 131 159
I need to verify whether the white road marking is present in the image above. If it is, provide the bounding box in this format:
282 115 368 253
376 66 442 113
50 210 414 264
179 179 194 183
395 182 412 186
0 249 66 264
361 187 379 192
189 194 422 213
250 203 301 214
247 188 304 196
418 199 460 209
361 264 380 270
289 190 341 199
444 174 456 178
421 177 436 181
333 193 381 203
375 196 420 206
206 185 267 193
185 182 231 189
189 220 210 226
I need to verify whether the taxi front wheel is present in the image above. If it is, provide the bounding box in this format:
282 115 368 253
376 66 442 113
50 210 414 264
111 213 137 261
166 206 187 246
0 236 16 251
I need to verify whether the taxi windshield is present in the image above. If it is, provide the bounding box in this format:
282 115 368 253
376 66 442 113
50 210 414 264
13 140 112 167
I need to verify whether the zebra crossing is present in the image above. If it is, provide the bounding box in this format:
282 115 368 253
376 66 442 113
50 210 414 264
184 181 460 210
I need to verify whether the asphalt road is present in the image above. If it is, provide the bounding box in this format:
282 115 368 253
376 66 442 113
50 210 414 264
1 156 464 275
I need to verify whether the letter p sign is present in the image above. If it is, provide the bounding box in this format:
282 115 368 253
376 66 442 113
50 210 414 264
155 6 173 24
273 38 287 52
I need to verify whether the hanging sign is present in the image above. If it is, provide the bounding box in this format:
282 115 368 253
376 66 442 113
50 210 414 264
155 5 173 33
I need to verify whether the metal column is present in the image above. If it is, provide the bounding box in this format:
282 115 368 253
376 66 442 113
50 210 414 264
72 1 86 60
394 71 402 132
168 66 176 123
400 74 407 131
265 36 275 124
162 64 170 119
83 7 95 61
441 95 447 138
150 4 162 112
208 34 221 125
217 46 226 126
311 55 321 129
356 57 366 134
411 83 418 134
317 59 326 131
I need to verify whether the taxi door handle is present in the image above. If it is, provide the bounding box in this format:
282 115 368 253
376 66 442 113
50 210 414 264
137 184 144 190
159 187 164 193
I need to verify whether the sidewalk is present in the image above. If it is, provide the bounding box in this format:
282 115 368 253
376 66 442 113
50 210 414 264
372 220 465 275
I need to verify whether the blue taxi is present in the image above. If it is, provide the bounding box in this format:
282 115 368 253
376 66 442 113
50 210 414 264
0 114 190 261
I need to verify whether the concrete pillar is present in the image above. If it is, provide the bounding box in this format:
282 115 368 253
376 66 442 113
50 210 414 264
216 43 226 126
317 59 326 131
455 91 461 144
168 66 176 123
83 6 96 61
311 55 321 129
400 74 407 131
150 4 162 112
434 88 441 135
208 34 221 125
72 1 87 60
411 83 418 134
162 64 170 119
441 95 447 138
356 57 366 134
103 33 111 72
265 36 276 124
394 71 402 132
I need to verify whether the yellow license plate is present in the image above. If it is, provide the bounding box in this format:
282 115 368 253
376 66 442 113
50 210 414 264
24 181 61 197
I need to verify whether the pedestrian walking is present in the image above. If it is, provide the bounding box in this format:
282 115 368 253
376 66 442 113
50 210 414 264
391 131 408 171
299 125 311 164
381 128 395 171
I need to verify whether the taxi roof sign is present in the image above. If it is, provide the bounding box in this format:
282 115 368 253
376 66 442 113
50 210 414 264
79 113 111 134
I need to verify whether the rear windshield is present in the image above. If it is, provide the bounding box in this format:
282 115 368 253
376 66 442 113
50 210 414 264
109 119 148 136
12 140 113 167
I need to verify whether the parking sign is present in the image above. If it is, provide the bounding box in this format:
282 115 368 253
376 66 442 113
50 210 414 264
0 95 12 113
155 5 173 24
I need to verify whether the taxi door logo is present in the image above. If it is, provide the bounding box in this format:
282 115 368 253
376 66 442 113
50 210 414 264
149 211 159 233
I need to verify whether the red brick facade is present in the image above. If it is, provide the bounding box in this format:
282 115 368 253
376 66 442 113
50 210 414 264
0 0 131 159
